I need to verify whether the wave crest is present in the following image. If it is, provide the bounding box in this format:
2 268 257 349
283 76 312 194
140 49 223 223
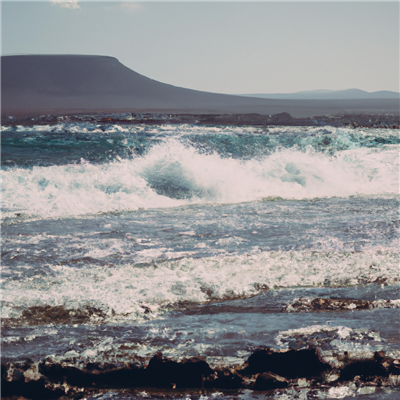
2 139 398 218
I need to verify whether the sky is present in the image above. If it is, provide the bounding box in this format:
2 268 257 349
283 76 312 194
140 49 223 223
1 1 399 94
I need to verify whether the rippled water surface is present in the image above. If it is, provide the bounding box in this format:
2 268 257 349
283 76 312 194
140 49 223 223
1 123 399 398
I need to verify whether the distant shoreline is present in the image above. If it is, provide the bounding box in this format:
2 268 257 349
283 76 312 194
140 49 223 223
3 55 400 122
3 111 399 129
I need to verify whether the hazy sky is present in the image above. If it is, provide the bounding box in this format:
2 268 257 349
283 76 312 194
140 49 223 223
2 1 399 94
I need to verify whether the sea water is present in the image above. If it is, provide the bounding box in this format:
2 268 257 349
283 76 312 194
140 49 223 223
1 123 399 398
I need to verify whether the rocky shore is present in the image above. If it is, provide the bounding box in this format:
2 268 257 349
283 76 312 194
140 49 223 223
2 112 399 128
2 346 400 399
2 107 399 400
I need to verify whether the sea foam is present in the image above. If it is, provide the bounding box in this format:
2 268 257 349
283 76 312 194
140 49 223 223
2 249 399 321
2 139 398 219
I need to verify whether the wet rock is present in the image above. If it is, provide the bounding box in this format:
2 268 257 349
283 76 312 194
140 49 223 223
372 352 400 375
339 358 389 382
39 359 144 389
242 348 330 379
324 372 340 383
311 298 370 311
145 353 214 388
0 364 8 382
388 361 400 376
285 298 400 313
389 374 400 386
3 305 107 327
204 369 243 389
1 378 64 399
2 360 38 384
253 372 289 390
3 349 400 398
284 298 371 312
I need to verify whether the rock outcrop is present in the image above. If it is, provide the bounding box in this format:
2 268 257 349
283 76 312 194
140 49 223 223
2 348 399 399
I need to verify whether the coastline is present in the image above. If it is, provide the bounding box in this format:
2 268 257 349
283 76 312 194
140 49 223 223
3 111 400 129
2 341 400 399
2 113 399 400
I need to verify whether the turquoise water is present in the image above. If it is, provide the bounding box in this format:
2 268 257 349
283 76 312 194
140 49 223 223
1 123 399 399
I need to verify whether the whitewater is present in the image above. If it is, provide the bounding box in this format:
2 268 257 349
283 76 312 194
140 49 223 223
2 122 400 399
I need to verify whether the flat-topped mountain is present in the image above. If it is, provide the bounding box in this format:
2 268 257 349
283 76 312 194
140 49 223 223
2 55 399 118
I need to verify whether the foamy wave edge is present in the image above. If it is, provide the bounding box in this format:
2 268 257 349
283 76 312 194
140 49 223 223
2 141 399 219
2 249 399 323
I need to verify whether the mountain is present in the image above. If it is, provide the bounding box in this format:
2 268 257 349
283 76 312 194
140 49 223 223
242 89 400 100
1 55 399 118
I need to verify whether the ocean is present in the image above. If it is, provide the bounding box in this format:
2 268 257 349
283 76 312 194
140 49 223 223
1 121 399 399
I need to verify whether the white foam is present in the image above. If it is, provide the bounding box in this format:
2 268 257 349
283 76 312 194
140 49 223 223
2 139 398 218
2 250 399 322
276 324 384 345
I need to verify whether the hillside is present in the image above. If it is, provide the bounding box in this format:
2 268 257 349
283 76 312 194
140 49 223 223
2 55 399 118
242 89 400 100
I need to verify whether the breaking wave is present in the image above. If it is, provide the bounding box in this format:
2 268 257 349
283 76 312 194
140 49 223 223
2 249 399 322
2 139 398 218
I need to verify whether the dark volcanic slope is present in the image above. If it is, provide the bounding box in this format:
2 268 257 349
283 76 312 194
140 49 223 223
2 55 399 118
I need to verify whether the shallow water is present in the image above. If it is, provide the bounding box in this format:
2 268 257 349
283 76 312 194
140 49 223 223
1 123 399 398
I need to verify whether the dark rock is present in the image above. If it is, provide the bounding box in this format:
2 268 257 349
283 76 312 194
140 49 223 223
1 362 8 381
39 360 144 389
339 359 389 382
3 349 400 397
3 305 107 327
388 362 400 375
253 372 289 391
310 298 369 311
284 298 372 313
1 379 64 399
145 353 213 388
270 112 294 123
242 348 330 379
204 369 243 389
